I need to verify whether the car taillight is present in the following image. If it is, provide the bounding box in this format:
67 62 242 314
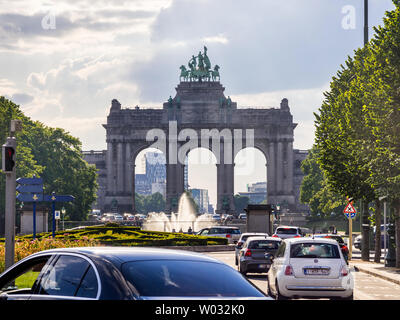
294 235 302 238
340 265 349 277
226 234 231 238
244 249 252 257
341 245 349 253
272 234 279 238
284 265 294 276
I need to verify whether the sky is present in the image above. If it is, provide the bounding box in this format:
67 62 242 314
0 0 396 207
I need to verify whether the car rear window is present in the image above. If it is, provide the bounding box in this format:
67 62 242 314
248 240 281 250
121 260 264 297
290 243 340 259
276 228 298 235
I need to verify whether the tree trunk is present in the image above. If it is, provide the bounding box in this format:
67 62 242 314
394 201 400 268
361 200 370 261
374 200 382 263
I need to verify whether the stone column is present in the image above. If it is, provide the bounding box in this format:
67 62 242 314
125 143 132 195
106 141 116 195
276 141 283 193
117 142 124 193
267 141 276 205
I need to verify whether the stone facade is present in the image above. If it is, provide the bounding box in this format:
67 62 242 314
83 81 309 214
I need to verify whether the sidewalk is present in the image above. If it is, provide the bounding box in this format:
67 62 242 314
350 260 400 285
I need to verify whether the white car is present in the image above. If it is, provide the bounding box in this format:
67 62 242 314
267 237 353 300
197 226 241 244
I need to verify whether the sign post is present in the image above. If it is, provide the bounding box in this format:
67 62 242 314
16 176 43 240
344 201 357 260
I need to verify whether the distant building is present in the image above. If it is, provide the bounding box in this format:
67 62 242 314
238 182 267 204
190 188 210 214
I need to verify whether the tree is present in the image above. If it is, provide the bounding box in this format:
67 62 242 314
234 195 249 215
300 146 345 217
361 2 400 266
0 96 98 232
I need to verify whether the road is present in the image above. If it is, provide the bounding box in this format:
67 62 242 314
204 251 400 300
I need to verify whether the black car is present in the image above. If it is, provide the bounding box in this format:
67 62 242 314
0 247 268 300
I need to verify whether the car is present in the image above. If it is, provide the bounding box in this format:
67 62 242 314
101 213 115 222
235 232 269 265
196 226 241 244
123 213 135 221
313 234 349 263
272 226 303 239
211 214 221 222
354 234 362 250
114 214 124 222
0 247 269 300
355 224 392 250
238 213 247 220
238 236 281 275
267 237 354 300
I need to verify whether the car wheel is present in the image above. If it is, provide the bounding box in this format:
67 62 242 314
275 281 288 300
331 293 354 300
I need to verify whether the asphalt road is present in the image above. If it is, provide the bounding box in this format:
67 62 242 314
204 251 400 300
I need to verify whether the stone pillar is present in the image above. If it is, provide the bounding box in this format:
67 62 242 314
117 142 124 193
125 143 132 194
106 141 116 195
267 141 276 205
276 141 283 193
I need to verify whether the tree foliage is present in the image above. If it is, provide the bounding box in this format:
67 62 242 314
0 97 98 234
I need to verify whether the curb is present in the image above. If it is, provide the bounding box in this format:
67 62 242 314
352 264 400 286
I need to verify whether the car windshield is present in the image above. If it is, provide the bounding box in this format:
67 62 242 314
122 260 264 297
290 243 340 259
276 228 298 235
248 240 281 250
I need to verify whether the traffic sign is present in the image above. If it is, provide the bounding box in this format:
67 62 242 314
43 195 75 202
344 202 357 219
16 177 43 185
16 184 43 193
16 193 43 202
55 210 60 220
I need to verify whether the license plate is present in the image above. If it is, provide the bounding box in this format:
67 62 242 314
304 268 330 275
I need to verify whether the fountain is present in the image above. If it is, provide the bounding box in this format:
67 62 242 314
142 192 217 233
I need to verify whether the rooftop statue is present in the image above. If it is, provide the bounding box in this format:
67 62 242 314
180 46 220 82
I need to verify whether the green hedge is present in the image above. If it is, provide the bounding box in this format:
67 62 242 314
1 223 228 247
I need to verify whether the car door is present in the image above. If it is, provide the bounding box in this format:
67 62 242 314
0 254 54 300
269 241 286 291
32 253 100 300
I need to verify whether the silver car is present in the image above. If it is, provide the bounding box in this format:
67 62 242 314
272 226 303 239
238 236 282 275
234 233 269 266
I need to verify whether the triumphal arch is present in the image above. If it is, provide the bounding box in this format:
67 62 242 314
99 47 301 214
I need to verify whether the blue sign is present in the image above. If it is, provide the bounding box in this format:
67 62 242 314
16 184 43 193
16 193 43 202
16 177 43 185
43 195 75 202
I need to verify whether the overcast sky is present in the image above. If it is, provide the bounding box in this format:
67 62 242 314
0 0 395 206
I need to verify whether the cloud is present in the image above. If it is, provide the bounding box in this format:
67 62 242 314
11 92 34 104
